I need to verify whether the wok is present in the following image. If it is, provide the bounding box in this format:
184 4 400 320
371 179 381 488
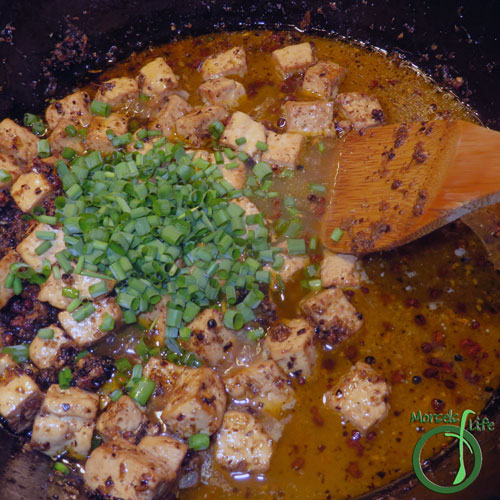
0 1 499 498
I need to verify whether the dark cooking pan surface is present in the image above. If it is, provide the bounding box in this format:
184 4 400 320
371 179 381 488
0 1 500 499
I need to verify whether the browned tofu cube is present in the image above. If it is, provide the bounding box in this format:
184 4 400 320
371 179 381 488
152 95 193 138
0 153 22 190
284 100 334 135
335 92 385 129
200 47 247 81
320 252 360 288
16 223 66 269
136 57 178 100
181 308 234 366
95 77 139 109
300 287 363 344
199 77 246 107
86 114 128 154
175 105 227 146
214 411 273 473
302 60 347 99
262 131 304 167
220 111 267 157
0 250 21 309
45 90 92 130
272 42 315 75
10 172 54 213
266 318 317 377
48 119 86 156
0 118 38 166
324 361 390 432
29 325 75 370
0 353 43 432
143 357 185 400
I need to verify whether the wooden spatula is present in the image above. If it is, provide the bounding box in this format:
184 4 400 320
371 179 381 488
322 120 500 255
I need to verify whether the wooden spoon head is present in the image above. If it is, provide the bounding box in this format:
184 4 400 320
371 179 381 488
322 120 464 254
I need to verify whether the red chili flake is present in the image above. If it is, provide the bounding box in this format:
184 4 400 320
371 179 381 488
391 370 406 384
291 457 305 470
382 321 395 331
345 345 358 362
366 431 377 440
310 253 322 264
444 380 456 390
427 357 452 373
463 368 481 385
343 289 355 299
421 342 433 353
360 286 370 294
433 331 446 345
431 398 445 411
459 338 483 358
405 297 420 308
310 406 324 427
317 444 326 453
470 320 480 330
346 462 362 478
414 314 427 326
322 358 335 371
346 437 365 457
423 367 439 378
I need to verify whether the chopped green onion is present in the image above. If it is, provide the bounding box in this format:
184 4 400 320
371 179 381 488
72 303 96 322
129 376 155 406
100 313 115 332
188 433 210 451
66 298 82 313
256 141 268 151
0 170 12 183
37 328 54 339
90 100 111 117
75 350 89 362
58 367 72 389
330 227 344 243
89 281 108 299
235 137 247 146
35 240 52 255
2 344 29 363
116 358 132 373
36 230 56 241
65 124 77 137
110 389 123 402
37 139 50 158
62 287 79 299
318 141 326 153
253 162 272 181
54 462 70 476
310 183 326 193
223 310 244 330
287 238 306 255
208 120 224 139
248 327 265 341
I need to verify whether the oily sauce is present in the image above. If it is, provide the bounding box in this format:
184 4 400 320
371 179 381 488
88 31 499 499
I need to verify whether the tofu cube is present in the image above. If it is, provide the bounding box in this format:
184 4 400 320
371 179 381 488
214 411 273 473
266 318 316 377
181 308 234 366
232 196 260 218
10 172 54 213
0 250 21 309
272 42 315 75
0 153 22 190
85 438 184 500
223 359 295 414
94 77 139 109
200 47 247 81
265 241 309 282
0 353 43 432
45 90 92 130
324 361 390 432
199 77 246 107
39 267 115 309
31 385 99 457
29 324 75 370
335 92 385 130
220 111 267 157
143 357 185 400
161 366 226 438
137 435 188 478
96 395 146 442
320 252 360 288
152 95 192 138
300 287 363 344
216 155 246 190
262 131 304 168
0 118 38 166
175 105 227 146
86 114 128 154
16 223 66 269
136 57 178 99
302 60 347 99
48 119 86 156
58 297 122 347
284 100 334 135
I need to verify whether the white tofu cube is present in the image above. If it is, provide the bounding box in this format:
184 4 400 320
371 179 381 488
137 435 188 476
320 252 360 288
48 119 86 156
0 118 38 166
94 77 139 109
152 95 192 138
175 105 227 146
0 249 21 309
335 92 385 130
161 366 226 438
10 172 54 213
199 77 246 107
220 111 267 157
324 361 390 432
216 155 246 190
200 47 247 81
58 297 122 347
0 153 22 190
143 357 185 399
0 353 43 432
272 42 315 75
16 223 66 269
303 60 347 99
29 324 75 369
262 131 304 167
266 318 316 377
31 384 99 457
181 308 234 366
45 90 92 130
214 411 273 473
136 57 178 99
284 100 334 135
300 287 363 344
86 114 128 154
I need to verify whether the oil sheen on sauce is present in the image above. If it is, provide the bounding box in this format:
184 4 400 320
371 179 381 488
89 31 499 499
